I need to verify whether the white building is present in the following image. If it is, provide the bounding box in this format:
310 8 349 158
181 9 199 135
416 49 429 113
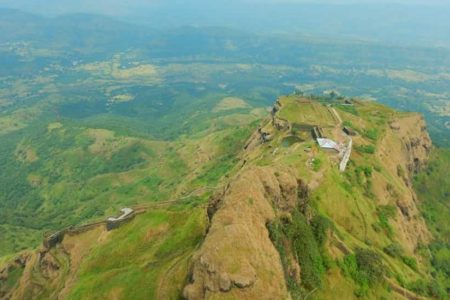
317 138 340 152
107 208 134 222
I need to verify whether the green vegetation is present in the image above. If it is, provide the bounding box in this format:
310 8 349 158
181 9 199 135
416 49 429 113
0 84 257 256
413 148 450 297
344 164 374 198
338 248 385 297
277 97 336 127
401 256 418 271
312 158 322 171
373 205 396 238
406 279 447 300
355 144 376 154
383 242 404 258
0 12 449 298
343 120 354 127
336 104 358 116
310 215 332 248
363 128 379 142
68 209 207 299
269 210 328 294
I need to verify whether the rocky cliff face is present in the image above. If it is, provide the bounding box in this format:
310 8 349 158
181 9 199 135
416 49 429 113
183 167 299 300
378 114 432 254
389 115 432 178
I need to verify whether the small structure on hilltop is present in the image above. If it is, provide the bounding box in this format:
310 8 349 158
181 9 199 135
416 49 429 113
343 126 357 136
106 208 135 231
43 230 67 249
258 128 272 143
344 99 354 105
316 138 340 152
311 126 325 139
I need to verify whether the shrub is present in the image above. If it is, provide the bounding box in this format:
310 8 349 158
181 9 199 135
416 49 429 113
288 212 325 289
383 243 403 258
268 211 326 291
312 158 322 171
376 205 396 238
407 279 428 295
406 279 448 299
363 128 379 141
430 243 450 276
355 248 385 283
401 256 418 271
310 215 331 247
343 120 354 128
339 254 369 296
355 144 376 154
337 104 359 116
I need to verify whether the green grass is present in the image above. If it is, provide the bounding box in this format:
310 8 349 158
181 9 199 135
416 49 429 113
413 148 450 297
67 208 207 299
312 158 322 171
0 98 256 256
373 205 396 239
355 144 376 154
4 265 24 290
278 96 336 127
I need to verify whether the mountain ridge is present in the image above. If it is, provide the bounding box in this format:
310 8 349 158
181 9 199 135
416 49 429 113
1 95 445 299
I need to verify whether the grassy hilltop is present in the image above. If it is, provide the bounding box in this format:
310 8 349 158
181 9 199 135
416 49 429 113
2 95 448 299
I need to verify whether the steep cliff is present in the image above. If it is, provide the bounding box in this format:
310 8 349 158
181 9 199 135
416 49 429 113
184 96 438 300
377 114 432 254
184 167 299 299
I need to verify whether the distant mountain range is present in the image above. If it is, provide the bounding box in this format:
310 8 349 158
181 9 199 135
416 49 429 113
1 2 450 48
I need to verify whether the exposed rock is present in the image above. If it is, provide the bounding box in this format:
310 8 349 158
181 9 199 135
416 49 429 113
297 179 310 214
207 188 227 221
232 272 255 288
0 271 7 281
14 256 27 267
377 114 432 254
389 121 401 130
396 200 410 219
272 117 290 131
219 273 231 292
183 167 298 299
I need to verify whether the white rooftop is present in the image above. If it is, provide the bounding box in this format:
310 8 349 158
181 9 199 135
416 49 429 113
107 208 134 222
317 138 340 151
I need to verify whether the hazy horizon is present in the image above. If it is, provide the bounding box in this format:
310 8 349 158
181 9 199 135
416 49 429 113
1 0 450 49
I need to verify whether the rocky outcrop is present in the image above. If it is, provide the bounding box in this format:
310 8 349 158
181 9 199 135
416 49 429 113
377 114 432 254
272 117 290 131
397 115 432 177
183 167 300 300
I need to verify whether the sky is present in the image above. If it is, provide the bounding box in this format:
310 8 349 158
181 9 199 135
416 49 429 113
1 0 449 15
1 0 449 48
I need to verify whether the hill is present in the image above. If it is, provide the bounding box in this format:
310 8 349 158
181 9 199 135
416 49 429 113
1 96 448 299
